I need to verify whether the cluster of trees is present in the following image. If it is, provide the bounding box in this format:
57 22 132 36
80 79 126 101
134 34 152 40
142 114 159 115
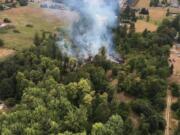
150 0 160 7
170 83 180 97
0 12 179 135
18 0 28 6
113 15 180 134
139 8 149 15
171 99 180 119
0 33 134 134
120 6 137 23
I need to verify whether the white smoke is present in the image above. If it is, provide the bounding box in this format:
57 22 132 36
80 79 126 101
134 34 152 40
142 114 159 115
55 0 120 59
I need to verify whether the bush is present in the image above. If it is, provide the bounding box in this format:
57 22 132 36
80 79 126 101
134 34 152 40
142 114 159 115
140 8 149 15
0 39 4 47
0 4 4 10
13 29 20 33
26 24 33 28
19 0 28 6
5 98 16 107
170 83 180 97
3 18 11 23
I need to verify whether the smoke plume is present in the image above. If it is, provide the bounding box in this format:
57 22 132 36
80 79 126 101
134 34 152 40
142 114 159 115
56 0 120 59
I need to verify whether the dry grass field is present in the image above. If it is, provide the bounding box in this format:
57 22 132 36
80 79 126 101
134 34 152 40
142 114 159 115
135 20 157 32
134 0 150 8
0 48 15 58
149 8 167 22
0 5 65 51
134 0 168 32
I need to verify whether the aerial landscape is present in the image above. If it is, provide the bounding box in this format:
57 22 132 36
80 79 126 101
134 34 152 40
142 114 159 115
0 0 179 134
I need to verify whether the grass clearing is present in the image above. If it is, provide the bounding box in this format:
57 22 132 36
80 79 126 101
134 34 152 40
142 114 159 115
134 0 150 8
135 20 157 32
0 5 64 51
0 48 15 58
149 8 167 23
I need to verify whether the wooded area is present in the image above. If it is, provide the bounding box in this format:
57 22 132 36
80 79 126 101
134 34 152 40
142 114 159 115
0 3 179 133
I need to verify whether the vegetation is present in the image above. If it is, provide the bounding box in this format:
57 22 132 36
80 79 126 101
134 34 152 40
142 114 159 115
18 0 28 6
171 99 180 119
0 39 4 47
170 83 180 97
0 7 61 51
0 6 179 135
150 0 159 7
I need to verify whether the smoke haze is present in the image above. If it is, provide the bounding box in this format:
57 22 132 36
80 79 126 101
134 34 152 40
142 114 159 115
56 0 120 58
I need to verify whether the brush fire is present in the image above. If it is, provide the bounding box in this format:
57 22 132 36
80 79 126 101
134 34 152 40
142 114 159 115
41 0 124 63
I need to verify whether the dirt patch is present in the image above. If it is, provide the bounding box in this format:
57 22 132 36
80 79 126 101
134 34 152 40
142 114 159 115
134 0 150 8
149 8 167 22
135 20 157 32
0 48 15 58
116 92 134 103
129 112 140 128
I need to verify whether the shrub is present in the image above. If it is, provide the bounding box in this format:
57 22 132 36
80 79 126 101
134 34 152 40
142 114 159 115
0 39 4 47
13 29 20 33
26 24 33 28
140 8 149 15
170 83 180 97
18 0 28 6
5 98 16 107
3 18 11 23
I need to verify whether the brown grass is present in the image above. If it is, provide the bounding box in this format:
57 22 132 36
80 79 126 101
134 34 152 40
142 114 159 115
116 92 134 103
135 20 157 32
134 0 168 25
0 48 15 58
149 8 167 22
134 0 150 8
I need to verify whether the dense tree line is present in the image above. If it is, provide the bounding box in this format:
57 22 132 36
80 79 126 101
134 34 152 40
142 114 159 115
0 14 179 135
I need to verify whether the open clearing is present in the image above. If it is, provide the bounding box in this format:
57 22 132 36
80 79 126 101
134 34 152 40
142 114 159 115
0 5 65 51
135 20 157 32
149 8 167 23
134 0 150 8
133 0 168 32
0 48 15 58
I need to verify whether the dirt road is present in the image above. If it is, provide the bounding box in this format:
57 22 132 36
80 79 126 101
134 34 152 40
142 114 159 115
165 90 172 135
165 45 180 135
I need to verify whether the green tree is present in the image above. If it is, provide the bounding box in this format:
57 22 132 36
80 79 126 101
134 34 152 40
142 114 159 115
105 115 124 135
0 39 4 47
19 0 28 6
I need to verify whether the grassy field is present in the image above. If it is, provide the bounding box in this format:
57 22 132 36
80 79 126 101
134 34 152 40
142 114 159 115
135 20 157 32
134 0 168 32
0 5 63 51
134 0 150 8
